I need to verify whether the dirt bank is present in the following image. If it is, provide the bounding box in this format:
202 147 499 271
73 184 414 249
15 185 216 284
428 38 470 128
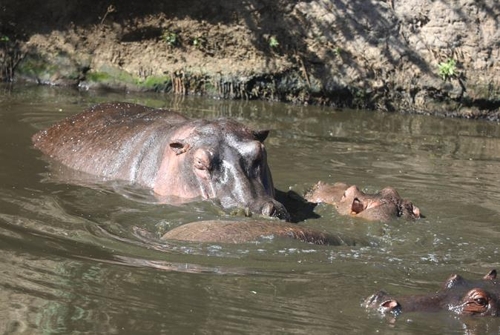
1 0 499 118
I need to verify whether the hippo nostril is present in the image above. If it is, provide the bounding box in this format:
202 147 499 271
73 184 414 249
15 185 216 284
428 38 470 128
261 202 276 217
260 201 291 221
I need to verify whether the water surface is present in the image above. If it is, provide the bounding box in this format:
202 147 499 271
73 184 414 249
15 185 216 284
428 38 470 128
1 84 500 334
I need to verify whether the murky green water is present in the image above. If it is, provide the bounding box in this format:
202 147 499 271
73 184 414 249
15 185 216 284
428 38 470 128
1 84 500 334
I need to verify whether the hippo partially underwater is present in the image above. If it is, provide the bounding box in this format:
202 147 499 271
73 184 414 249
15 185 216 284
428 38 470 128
159 180 423 245
157 180 421 245
305 181 421 222
32 102 289 220
161 220 357 245
32 102 422 247
365 270 500 317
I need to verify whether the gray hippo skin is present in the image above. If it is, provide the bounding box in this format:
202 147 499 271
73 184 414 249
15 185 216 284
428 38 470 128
365 270 500 317
162 220 355 245
305 181 421 222
32 102 289 220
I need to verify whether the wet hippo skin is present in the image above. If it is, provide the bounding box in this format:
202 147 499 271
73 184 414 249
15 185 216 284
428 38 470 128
32 102 289 220
161 220 357 245
305 181 421 222
365 270 500 317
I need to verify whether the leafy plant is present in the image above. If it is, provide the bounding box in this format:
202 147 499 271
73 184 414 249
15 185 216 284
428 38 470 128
438 59 457 80
162 30 179 47
0 35 9 43
192 36 206 49
269 36 279 49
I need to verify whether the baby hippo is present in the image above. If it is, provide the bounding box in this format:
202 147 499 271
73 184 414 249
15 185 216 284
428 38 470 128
305 181 421 222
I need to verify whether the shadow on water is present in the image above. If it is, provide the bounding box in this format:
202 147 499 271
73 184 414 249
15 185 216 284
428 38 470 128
1 85 500 333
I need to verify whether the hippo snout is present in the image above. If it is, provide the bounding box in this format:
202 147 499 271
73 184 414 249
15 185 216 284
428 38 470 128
259 200 290 221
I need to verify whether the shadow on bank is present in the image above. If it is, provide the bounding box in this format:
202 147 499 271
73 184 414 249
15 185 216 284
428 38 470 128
1 0 499 117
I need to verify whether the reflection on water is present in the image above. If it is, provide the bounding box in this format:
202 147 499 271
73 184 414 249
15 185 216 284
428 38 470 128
1 84 500 333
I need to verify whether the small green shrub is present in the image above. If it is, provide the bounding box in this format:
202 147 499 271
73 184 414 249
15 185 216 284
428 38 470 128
438 59 457 80
192 36 207 49
269 36 279 49
162 30 179 47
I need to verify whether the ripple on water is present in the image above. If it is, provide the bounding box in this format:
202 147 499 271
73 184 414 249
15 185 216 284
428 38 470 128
2 86 500 333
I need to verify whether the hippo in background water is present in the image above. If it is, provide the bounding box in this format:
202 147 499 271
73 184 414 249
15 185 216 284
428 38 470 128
161 220 358 246
365 270 500 317
32 102 289 220
305 181 421 222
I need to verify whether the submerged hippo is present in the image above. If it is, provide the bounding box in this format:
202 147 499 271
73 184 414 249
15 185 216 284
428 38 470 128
161 220 356 245
32 102 289 220
365 270 500 317
305 181 421 222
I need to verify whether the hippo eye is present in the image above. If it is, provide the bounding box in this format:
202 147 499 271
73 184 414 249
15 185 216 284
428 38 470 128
474 297 487 306
194 157 212 171
193 149 213 171
462 289 491 315
194 158 205 170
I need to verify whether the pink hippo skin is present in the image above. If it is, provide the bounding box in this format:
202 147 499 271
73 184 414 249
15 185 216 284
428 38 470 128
305 181 421 222
365 270 500 317
32 102 289 220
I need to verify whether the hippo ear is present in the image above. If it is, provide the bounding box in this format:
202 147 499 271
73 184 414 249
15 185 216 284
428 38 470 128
484 269 497 280
351 198 365 214
253 130 269 143
412 205 423 219
169 140 191 155
444 274 465 289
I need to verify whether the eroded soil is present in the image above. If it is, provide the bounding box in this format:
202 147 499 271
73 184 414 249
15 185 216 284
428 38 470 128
1 0 500 117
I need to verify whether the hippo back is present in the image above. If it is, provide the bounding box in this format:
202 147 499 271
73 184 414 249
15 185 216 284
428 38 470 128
33 102 190 186
162 220 350 245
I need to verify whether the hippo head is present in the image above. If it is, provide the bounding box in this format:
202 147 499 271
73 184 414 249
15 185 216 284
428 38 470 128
155 119 290 221
365 270 500 317
304 182 421 222
336 185 421 222
448 288 499 316
445 270 500 316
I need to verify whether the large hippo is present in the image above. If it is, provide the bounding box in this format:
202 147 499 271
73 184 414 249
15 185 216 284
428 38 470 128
305 181 421 222
161 220 357 245
32 102 289 220
365 270 500 317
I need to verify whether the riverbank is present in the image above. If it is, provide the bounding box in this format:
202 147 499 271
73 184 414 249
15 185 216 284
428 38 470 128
1 0 499 119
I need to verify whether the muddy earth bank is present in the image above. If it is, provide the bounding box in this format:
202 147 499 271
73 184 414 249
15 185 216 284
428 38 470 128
1 0 499 118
